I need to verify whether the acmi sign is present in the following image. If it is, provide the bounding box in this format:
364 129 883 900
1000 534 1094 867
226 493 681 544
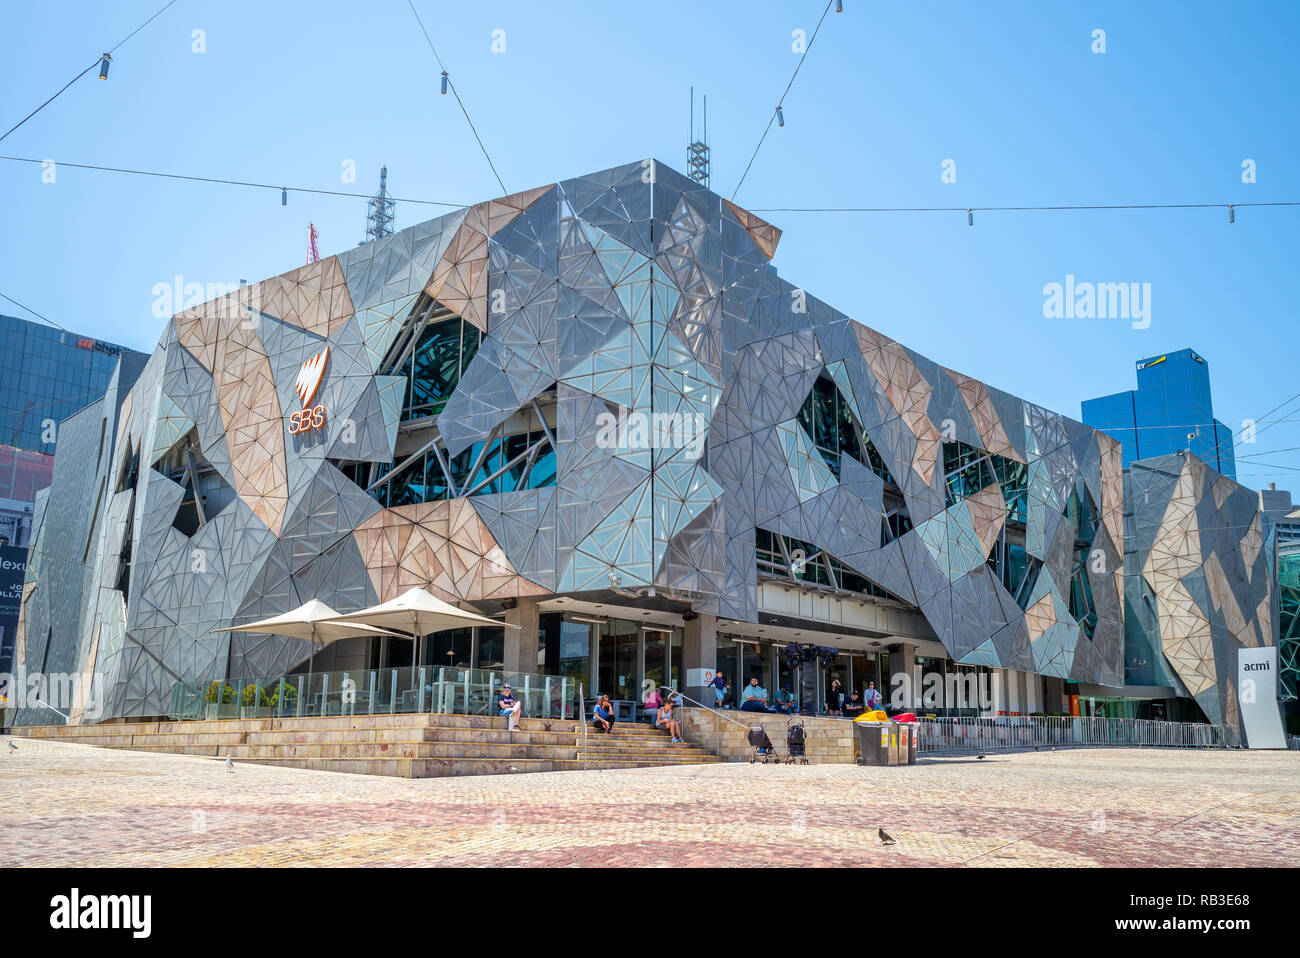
288 347 329 435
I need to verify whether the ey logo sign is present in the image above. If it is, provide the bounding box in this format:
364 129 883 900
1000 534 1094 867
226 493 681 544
289 347 329 434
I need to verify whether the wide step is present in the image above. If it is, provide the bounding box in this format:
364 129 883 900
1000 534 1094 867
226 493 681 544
10 712 725 778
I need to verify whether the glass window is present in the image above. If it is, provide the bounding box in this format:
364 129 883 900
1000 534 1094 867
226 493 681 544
715 636 739 706
558 620 591 695
425 628 472 669
597 619 638 700
476 627 504 671
643 628 667 702
738 640 768 696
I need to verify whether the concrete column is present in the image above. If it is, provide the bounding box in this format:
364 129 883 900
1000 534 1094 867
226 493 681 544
887 641 918 709
990 668 1006 715
1026 672 1042 713
503 598 540 674
683 613 717 706
1007 670 1022 714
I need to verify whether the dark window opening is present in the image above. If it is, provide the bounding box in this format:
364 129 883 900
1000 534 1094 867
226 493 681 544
756 528 905 602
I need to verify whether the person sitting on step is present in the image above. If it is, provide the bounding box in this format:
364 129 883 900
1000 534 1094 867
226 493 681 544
740 677 775 713
497 684 522 731
592 694 616 733
643 685 663 723
657 697 684 743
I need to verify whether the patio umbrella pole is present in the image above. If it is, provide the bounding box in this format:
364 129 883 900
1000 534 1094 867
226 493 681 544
307 624 314 716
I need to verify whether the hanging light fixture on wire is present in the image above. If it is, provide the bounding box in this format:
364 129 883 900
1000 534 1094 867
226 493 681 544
99 53 112 80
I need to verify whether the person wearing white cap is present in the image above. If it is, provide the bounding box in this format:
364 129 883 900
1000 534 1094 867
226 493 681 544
497 684 522 731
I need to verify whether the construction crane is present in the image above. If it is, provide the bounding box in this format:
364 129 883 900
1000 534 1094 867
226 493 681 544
307 222 320 264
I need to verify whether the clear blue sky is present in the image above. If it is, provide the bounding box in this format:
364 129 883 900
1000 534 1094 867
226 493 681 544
2 1 1298 491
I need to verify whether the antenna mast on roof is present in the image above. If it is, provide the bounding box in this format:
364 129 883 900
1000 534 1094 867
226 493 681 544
307 222 321 264
364 165 396 243
687 87 710 187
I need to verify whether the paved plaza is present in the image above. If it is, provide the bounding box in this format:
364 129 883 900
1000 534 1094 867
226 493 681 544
2 740 1297 867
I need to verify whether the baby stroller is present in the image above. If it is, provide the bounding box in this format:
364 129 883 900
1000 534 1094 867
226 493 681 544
785 723 808 764
747 725 779 764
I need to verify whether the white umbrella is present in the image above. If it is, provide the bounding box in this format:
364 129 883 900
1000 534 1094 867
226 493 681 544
321 587 517 670
213 599 399 704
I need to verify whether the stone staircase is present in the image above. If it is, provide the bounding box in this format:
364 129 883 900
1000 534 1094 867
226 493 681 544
8 712 725 778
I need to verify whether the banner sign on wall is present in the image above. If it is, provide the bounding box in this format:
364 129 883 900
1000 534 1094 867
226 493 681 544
0 544 27 677
1237 646 1287 749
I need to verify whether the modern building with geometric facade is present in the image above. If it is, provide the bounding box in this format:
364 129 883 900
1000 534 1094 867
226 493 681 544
11 159 1271 733
1123 452 1276 729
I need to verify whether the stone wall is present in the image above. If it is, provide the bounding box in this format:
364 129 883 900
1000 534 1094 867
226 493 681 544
678 708 859 763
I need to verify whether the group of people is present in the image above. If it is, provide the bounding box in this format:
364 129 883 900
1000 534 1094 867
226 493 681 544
708 670 886 718
498 673 890 737
824 677 885 717
590 688 686 743
707 672 796 714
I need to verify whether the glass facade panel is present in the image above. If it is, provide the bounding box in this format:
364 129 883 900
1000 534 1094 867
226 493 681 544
476 627 504 671
0 314 145 455
401 316 477 421
557 621 591 694
597 619 638 700
424 628 472 669
643 629 667 701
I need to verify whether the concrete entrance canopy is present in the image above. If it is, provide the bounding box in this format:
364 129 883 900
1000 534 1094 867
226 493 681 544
718 618 949 660
756 579 934 644
535 597 687 633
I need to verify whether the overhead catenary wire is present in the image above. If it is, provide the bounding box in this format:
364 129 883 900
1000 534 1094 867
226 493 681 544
4 154 1297 223
0 155 470 208
747 201 1300 214
0 0 181 145
0 290 71 335
733 0 836 201
407 0 507 195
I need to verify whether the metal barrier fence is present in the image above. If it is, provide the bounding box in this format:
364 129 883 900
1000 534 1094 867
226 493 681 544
915 715 1236 753
167 666 577 721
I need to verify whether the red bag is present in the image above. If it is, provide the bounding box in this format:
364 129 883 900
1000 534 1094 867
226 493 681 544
892 712 917 723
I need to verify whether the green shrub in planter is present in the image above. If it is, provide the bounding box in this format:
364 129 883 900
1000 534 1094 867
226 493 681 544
240 684 270 707
267 681 298 708
204 681 235 704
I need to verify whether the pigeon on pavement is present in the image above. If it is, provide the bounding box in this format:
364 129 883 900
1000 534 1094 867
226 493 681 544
878 828 896 846
225 755 234 773
6 741 17 752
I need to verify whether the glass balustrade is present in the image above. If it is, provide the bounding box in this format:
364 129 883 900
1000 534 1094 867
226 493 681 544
168 666 577 721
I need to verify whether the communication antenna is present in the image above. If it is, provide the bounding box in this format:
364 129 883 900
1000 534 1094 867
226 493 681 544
364 165 396 243
687 87 710 187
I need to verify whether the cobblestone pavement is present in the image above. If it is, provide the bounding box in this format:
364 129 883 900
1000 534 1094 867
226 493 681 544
2 741 1297 867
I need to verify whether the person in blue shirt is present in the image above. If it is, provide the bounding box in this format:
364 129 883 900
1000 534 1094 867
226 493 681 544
592 694 616 733
497 684 522 731
710 671 730 708
740 677 774 713
774 687 798 714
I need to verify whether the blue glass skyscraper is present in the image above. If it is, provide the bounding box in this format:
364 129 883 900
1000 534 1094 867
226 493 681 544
0 313 147 454
1081 348 1237 479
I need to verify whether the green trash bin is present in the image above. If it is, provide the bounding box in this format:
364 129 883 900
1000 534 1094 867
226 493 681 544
855 720 899 766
